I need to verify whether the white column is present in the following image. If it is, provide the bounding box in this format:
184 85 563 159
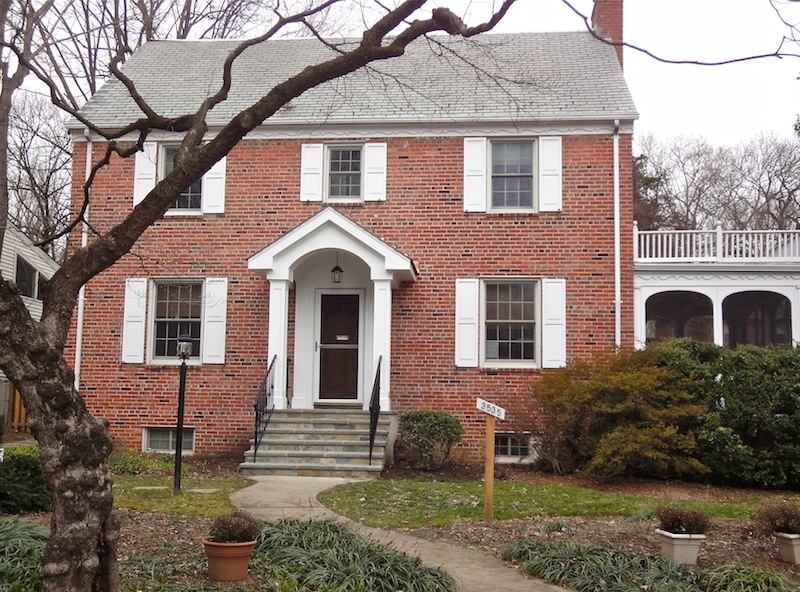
713 289 724 347
372 280 392 411
793 287 800 347
268 280 290 409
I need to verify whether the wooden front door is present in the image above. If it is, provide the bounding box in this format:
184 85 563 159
317 293 361 401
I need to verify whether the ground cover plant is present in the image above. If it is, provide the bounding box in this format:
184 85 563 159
0 517 48 591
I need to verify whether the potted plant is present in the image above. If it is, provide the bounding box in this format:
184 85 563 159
756 500 800 564
203 510 262 582
654 505 710 565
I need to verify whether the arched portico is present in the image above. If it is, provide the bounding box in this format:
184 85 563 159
248 207 416 410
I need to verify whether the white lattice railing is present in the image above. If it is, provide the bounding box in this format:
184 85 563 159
635 224 800 263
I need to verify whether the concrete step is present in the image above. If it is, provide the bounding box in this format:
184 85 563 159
240 409 396 479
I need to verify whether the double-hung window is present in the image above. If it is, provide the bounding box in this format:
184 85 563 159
455 277 566 369
300 143 387 203
153 281 202 359
121 277 228 365
133 142 226 214
491 142 534 209
163 146 202 210
463 136 562 213
485 281 536 362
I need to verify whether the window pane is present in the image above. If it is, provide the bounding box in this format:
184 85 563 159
485 281 536 362
154 282 202 359
329 148 362 198
146 427 194 453
16 257 37 298
491 142 534 208
164 146 203 209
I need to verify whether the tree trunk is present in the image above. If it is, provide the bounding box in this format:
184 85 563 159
0 281 120 591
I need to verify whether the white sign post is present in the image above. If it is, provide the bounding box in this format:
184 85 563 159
476 398 506 522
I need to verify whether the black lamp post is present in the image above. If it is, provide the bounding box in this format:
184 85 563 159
173 333 192 495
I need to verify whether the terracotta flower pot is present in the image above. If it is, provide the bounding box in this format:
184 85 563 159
202 538 257 582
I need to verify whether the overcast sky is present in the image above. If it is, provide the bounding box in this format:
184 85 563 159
443 0 800 146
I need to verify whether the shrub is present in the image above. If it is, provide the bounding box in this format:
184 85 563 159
0 517 48 592
207 510 261 543
0 445 51 513
108 448 174 476
655 505 710 534
530 346 711 479
755 501 800 534
397 410 464 470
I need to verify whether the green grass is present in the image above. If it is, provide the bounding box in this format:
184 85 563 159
113 474 251 517
317 479 768 528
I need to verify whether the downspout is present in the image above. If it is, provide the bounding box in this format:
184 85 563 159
613 119 622 348
73 128 91 390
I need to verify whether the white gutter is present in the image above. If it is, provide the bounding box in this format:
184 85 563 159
613 119 622 348
73 129 91 390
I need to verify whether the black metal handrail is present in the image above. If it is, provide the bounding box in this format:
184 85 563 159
368 356 382 464
252 355 277 463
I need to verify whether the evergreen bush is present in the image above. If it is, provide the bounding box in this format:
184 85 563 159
0 445 51 513
397 410 464 470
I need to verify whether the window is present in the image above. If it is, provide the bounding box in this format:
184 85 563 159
495 433 532 462
153 282 202 359
485 282 536 362
300 143 387 202
491 142 534 209
328 147 362 199
121 277 228 365
133 142 226 213
463 136 562 213
454 278 566 369
163 146 202 210
16 256 43 300
144 427 194 453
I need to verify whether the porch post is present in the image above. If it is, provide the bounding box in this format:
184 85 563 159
268 280 290 409
712 291 724 347
373 279 392 411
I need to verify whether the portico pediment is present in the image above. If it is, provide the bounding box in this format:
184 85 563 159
248 206 417 286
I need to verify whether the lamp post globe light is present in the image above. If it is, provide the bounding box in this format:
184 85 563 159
173 333 192 495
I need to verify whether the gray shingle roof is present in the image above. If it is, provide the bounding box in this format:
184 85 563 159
75 31 637 130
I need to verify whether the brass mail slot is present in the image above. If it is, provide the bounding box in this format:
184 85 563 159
336 335 349 341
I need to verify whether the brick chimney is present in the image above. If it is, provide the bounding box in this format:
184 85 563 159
591 0 623 67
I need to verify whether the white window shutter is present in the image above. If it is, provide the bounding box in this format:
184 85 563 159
541 278 567 368
202 156 226 214
363 143 387 201
122 278 147 363
133 143 158 207
202 278 228 364
300 144 324 202
454 279 480 367
463 138 487 212
538 136 563 212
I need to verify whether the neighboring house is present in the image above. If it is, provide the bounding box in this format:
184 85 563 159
66 0 637 470
0 224 61 435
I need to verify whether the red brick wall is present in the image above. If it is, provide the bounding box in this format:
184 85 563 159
67 132 635 460
591 0 624 66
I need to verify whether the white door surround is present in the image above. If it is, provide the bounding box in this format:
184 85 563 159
248 207 417 411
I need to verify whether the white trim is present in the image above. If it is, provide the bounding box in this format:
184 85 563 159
74 120 636 143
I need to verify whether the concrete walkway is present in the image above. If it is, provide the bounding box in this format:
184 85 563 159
231 476 567 592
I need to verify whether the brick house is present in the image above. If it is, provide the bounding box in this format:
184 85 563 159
67 1 637 473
